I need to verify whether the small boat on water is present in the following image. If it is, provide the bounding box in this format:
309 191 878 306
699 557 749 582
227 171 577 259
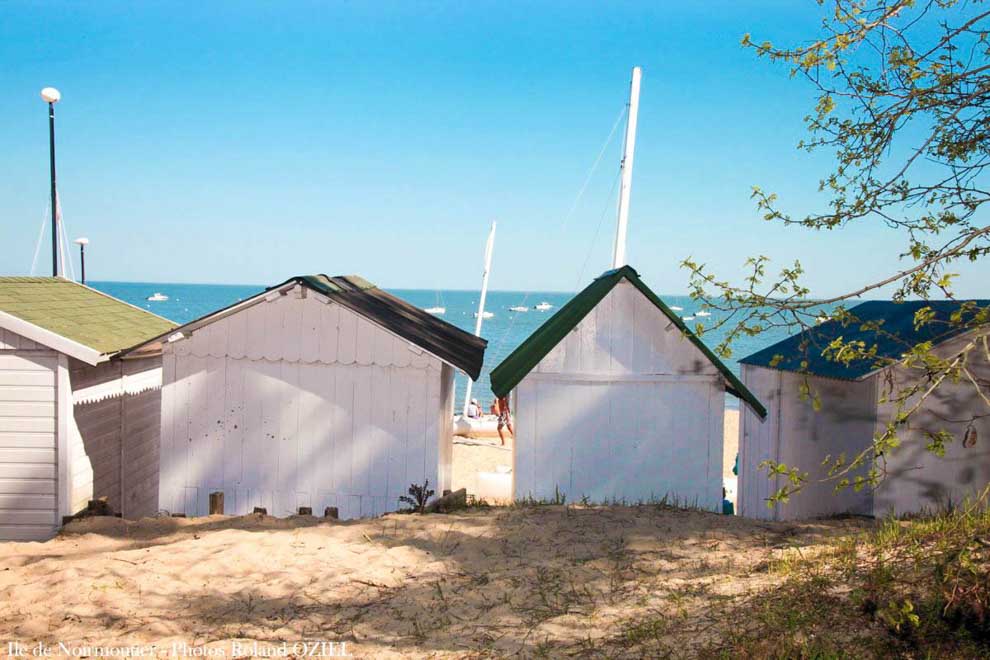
474 311 494 319
682 315 695 321
509 305 528 312
146 293 168 302
696 310 711 317
424 306 446 315
534 302 553 311
670 305 683 311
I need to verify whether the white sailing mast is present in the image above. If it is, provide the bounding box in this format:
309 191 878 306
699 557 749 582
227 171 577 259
611 66 642 269
462 220 496 415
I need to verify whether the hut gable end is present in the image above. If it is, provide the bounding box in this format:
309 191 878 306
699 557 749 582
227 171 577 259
171 290 442 371
536 280 718 378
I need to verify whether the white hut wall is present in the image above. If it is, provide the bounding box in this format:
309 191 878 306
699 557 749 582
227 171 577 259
69 355 163 519
737 365 780 520
738 365 876 520
514 280 725 509
159 288 448 520
873 332 990 516
0 328 60 540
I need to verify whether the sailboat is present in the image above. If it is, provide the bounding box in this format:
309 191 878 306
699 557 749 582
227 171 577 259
452 222 502 438
424 290 445 315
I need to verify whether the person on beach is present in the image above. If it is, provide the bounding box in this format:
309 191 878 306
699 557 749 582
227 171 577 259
467 398 481 418
492 395 514 446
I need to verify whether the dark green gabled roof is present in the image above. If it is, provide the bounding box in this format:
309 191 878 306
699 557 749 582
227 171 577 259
0 277 176 355
489 266 766 418
124 273 488 380
289 274 487 380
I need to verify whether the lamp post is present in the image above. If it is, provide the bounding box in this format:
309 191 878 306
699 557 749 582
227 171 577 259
74 237 89 284
40 87 61 277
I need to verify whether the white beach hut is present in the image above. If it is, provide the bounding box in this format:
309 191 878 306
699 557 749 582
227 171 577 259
737 300 990 520
126 274 487 520
489 266 766 510
0 277 175 540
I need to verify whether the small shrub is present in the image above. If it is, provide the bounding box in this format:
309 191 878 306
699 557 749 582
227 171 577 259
399 480 435 514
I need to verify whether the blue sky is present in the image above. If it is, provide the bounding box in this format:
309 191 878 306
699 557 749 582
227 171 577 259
2 1 986 297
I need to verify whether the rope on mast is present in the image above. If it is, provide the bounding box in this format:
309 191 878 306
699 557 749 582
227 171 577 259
29 200 50 276
487 104 627 364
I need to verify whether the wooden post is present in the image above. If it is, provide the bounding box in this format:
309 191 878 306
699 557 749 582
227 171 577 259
298 506 312 516
324 506 339 519
253 506 267 515
209 492 224 515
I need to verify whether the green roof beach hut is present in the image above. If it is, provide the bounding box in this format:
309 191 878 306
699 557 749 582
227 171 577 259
490 266 765 510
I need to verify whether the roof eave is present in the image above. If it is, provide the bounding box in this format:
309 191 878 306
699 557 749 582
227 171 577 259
120 278 486 379
490 266 767 419
0 310 107 365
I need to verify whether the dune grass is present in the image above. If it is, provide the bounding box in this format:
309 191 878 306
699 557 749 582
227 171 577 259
687 490 990 658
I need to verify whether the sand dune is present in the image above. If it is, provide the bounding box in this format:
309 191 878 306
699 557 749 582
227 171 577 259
0 503 865 658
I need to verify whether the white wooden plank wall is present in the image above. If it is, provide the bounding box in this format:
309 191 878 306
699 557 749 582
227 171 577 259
160 290 450 519
737 366 780 519
0 344 59 541
874 332 990 516
515 378 723 509
69 356 163 519
738 366 877 520
515 281 725 510
0 329 45 352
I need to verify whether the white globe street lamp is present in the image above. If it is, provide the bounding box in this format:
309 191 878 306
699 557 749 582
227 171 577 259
74 237 89 284
40 87 61 103
41 87 62 276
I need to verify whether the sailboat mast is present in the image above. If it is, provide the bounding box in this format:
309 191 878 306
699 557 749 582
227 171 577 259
463 220 496 415
611 66 642 269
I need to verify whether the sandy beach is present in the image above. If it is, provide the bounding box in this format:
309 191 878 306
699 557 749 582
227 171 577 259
0 503 865 658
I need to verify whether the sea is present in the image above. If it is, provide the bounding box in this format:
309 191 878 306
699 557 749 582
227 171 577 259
91 281 811 410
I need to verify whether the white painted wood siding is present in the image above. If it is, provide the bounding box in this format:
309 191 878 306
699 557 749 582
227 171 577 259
69 356 162 519
160 289 452 520
738 366 876 520
536 281 720 378
0 346 59 541
515 281 725 510
873 332 990 516
0 328 46 352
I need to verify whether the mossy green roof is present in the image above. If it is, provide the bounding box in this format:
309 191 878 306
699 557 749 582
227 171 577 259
489 266 766 418
0 277 176 355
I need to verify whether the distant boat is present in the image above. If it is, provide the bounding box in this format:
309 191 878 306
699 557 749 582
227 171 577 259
670 305 683 311
474 311 494 319
425 306 446 315
696 310 711 317
146 293 168 302
509 305 528 312
682 315 695 321
534 302 553 311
